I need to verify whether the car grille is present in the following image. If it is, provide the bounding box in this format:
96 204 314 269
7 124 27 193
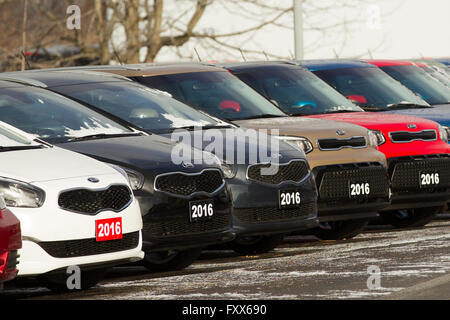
143 213 231 238
37 232 140 258
155 170 224 197
58 185 132 215
389 155 450 192
389 130 437 143
6 250 19 271
318 136 366 150
233 201 316 223
247 160 309 185
316 163 389 201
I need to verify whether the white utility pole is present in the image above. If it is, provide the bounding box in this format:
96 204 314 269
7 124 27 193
293 0 304 60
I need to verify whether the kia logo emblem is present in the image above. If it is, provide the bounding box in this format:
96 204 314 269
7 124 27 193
336 129 346 136
181 161 194 169
88 177 100 183
407 124 417 129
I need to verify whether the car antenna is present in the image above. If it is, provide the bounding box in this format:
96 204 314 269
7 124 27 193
263 51 269 61
333 49 339 59
20 51 31 70
194 48 202 62
239 48 247 62
112 47 124 66
367 49 373 59
288 50 294 60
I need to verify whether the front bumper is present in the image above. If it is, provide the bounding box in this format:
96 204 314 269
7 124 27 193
313 162 391 221
382 154 450 210
12 174 144 277
139 190 235 251
227 161 319 237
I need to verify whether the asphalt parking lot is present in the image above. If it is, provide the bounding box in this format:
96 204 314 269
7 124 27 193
2 212 449 301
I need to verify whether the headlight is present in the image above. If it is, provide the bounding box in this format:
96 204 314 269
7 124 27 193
0 178 45 208
221 162 237 179
369 130 386 147
276 136 313 154
438 125 449 143
108 164 145 190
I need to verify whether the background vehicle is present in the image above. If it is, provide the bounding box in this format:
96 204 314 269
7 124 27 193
0 196 21 287
365 60 450 128
414 61 450 88
8 70 319 255
0 78 234 272
86 63 392 240
296 60 450 226
0 120 144 291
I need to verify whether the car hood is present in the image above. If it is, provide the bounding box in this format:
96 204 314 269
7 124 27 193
56 134 221 175
160 128 307 164
233 116 370 141
382 104 450 127
305 112 441 132
0 146 119 183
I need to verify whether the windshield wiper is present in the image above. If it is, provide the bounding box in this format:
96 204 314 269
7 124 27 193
386 102 430 110
233 114 286 121
67 132 143 142
0 145 45 152
163 124 235 133
322 109 361 114
359 105 388 112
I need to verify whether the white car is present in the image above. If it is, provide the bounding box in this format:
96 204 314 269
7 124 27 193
0 121 144 291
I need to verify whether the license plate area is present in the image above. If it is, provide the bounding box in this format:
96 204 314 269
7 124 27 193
419 172 440 188
278 189 302 209
96 217 123 242
349 181 371 198
189 199 214 222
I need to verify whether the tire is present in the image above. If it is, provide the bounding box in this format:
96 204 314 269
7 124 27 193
312 218 369 240
380 207 440 228
39 268 107 292
229 234 285 255
141 248 202 272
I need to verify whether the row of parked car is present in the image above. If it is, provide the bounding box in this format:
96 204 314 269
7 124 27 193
1 57 449 293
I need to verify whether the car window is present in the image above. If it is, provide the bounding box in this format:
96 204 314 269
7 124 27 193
313 67 427 109
54 81 224 133
380 65 450 105
0 87 132 143
233 67 362 115
135 71 287 121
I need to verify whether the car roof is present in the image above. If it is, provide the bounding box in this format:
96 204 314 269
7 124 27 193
0 80 27 89
296 59 376 71
365 60 415 67
0 69 132 87
218 61 309 72
36 62 228 78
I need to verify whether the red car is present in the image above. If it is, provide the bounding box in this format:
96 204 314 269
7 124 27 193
0 196 21 285
224 61 450 228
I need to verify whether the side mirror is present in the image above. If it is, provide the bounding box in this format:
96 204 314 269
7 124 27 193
346 95 367 105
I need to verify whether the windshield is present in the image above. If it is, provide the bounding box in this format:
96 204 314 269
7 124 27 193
0 122 36 147
313 67 428 109
134 71 287 121
422 66 450 88
233 66 363 115
53 81 228 134
0 86 132 143
380 65 450 105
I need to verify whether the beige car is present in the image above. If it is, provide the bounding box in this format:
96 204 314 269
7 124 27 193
50 63 391 240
